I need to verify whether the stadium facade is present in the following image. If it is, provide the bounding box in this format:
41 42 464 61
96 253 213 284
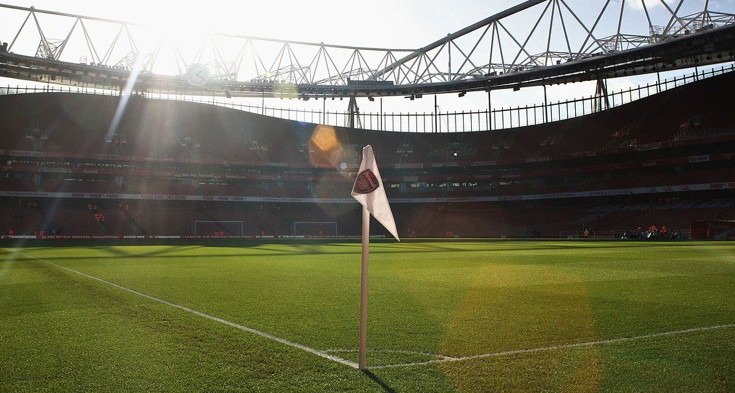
1 66 733 239
0 1 734 240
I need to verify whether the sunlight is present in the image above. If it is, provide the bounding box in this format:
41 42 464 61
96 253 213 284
130 1 328 41
628 0 682 10
106 54 145 142
107 1 339 77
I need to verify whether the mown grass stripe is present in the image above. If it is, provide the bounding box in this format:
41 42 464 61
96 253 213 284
18 251 359 369
371 323 735 369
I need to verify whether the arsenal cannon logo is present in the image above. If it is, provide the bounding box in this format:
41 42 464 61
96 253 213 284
352 169 380 194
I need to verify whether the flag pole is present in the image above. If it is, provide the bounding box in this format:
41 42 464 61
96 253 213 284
358 204 370 370
353 145 398 371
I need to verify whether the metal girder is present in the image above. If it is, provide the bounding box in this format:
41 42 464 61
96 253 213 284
0 1 733 98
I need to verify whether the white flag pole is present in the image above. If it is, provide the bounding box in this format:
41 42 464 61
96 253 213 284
358 205 370 370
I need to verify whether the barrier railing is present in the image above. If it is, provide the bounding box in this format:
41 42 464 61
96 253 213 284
2 64 733 133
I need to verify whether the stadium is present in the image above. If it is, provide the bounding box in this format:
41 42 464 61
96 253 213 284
1 1 734 392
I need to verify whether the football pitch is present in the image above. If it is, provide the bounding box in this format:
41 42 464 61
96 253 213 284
1 240 734 392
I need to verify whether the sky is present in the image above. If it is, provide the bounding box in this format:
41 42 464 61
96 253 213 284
0 0 515 48
0 0 732 118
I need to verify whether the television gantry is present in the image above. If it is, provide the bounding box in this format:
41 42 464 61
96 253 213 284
0 0 734 99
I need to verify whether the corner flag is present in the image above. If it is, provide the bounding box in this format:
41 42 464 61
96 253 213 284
351 145 399 241
352 145 399 371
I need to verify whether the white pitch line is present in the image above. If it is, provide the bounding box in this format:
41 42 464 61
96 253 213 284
20 252 358 369
325 348 457 361
371 323 735 369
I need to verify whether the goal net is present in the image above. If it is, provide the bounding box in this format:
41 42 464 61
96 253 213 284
293 221 338 237
194 221 244 237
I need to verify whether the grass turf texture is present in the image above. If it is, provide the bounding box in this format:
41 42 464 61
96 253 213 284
1 240 733 392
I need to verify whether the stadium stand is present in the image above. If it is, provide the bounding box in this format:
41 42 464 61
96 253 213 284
1 69 733 239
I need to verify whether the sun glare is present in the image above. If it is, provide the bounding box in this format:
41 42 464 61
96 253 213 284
102 0 343 76
131 1 329 40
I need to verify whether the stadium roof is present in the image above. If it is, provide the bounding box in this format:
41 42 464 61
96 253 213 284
0 0 734 98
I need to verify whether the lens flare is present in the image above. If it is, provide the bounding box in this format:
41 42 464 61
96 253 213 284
308 125 344 168
273 83 298 99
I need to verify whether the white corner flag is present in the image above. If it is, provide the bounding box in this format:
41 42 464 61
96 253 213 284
351 145 399 241
352 145 399 371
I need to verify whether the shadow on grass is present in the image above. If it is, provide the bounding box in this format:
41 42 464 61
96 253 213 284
4 239 715 264
363 370 396 393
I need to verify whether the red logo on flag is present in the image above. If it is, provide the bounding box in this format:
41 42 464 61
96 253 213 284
353 169 380 194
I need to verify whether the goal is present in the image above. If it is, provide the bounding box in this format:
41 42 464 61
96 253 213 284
194 220 244 237
293 221 338 237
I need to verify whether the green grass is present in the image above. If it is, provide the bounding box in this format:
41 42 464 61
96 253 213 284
1 240 734 392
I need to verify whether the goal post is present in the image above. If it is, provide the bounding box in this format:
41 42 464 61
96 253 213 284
194 220 244 237
293 221 338 237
